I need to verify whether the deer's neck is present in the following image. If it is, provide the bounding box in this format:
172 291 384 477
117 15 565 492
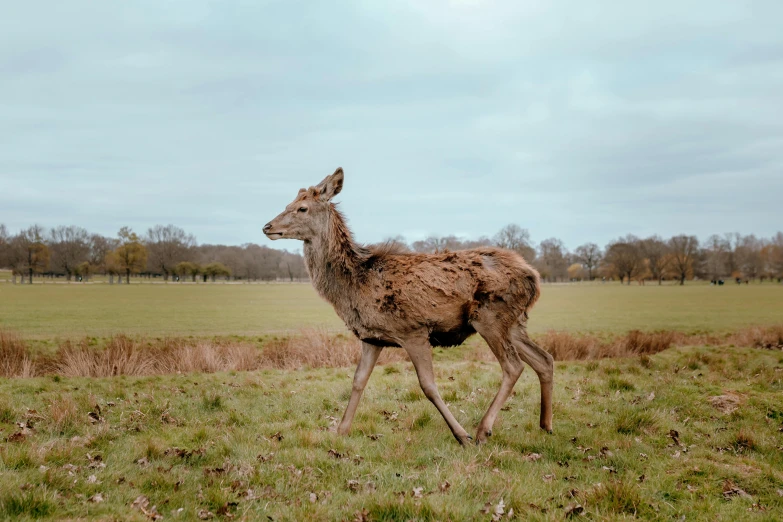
303 207 365 305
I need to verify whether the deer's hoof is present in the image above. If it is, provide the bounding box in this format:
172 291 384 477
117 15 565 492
456 434 473 446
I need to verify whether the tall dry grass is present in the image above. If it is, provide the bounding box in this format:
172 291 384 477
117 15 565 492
0 325 781 378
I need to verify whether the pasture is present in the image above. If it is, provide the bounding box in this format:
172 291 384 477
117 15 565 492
1 282 782 339
1 283 782 520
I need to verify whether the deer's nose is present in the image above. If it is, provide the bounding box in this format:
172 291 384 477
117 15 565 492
263 223 272 232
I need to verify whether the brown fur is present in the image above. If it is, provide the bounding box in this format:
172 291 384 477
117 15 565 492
264 167 554 444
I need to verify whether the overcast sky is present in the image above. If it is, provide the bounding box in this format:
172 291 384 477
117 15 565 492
1 1 781 252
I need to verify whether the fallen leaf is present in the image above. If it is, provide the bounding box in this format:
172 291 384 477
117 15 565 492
723 480 752 500
353 508 370 522
565 503 584 518
669 430 681 446
197 509 214 520
327 449 344 459
491 498 506 521
672 451 681 458
256 452 274 462
439 481 451 492
412 487 424 498
131 495 162 521
88 493 104 503
523 453 542 462
87 474 99 484
647 392 655 401
776 489 783 497
543 474 555 482
270 431 283 441
602 466 617 474
347 480 360 492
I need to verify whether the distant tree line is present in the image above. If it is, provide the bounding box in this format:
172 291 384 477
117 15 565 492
387 225 783 285
1 223 781 285
0 224 306 284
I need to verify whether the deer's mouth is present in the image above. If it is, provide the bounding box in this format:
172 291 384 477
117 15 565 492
264 231 284 239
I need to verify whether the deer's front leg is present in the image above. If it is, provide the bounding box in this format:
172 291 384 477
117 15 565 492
404 337 472 445
336 342 383 435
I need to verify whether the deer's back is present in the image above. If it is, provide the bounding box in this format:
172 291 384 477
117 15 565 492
339 247 540 347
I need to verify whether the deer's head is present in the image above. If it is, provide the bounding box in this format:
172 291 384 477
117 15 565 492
263 167 344 241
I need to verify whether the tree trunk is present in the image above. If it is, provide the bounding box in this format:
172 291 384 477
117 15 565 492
126 269 130 284
679 273 685 286
109 273 114 285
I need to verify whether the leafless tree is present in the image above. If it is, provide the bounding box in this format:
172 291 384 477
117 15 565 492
573 243 602 280
536 238 568 282
703 234 729 279
603 235 642 284
89 234 118 274
11 225 50 283
668 235 700 285
771 232 783 280
49 225 91 280
0 224 9 269
736 234 766 282
493 224 536 261
146 225 196 280
640 236 670 285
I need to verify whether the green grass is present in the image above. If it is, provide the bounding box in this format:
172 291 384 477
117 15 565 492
1 345 782 520
1 282 782 338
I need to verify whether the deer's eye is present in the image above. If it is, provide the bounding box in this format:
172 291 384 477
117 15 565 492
298 207 308 213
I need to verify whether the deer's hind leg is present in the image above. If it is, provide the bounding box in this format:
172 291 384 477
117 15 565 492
509 321 554 433
471 321 525 444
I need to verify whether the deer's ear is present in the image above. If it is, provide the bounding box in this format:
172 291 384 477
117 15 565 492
315 167 344 201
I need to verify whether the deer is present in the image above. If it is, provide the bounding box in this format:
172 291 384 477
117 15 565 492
263 168 553 445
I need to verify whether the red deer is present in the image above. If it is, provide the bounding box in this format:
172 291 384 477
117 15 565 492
263 168 553 444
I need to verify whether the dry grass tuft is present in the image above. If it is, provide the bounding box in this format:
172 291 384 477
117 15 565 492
260 329 408 370
535 330 677 360
708 391 743 415
0 331 35 378
0 325 781 378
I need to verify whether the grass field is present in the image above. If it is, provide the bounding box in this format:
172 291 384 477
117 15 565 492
1 282 782 339
2 282 783 520
2 346 782 520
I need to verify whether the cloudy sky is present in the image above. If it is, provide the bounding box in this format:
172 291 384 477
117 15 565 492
1 1 781 252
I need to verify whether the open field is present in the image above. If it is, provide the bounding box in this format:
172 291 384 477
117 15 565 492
2 281 783 520
2 346 782 520
2 282 782 339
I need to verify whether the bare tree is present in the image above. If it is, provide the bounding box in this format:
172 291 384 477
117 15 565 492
668 235 700 285
493 224 536 261
603 235 642 284
49 226 91 280
11 225 50 284
146 225 196 280
640 236 670 285
89 234 118 276
537 238 568 282
703 234 729 279
573 243 602 280
771 232 783 281
0 224 9 270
